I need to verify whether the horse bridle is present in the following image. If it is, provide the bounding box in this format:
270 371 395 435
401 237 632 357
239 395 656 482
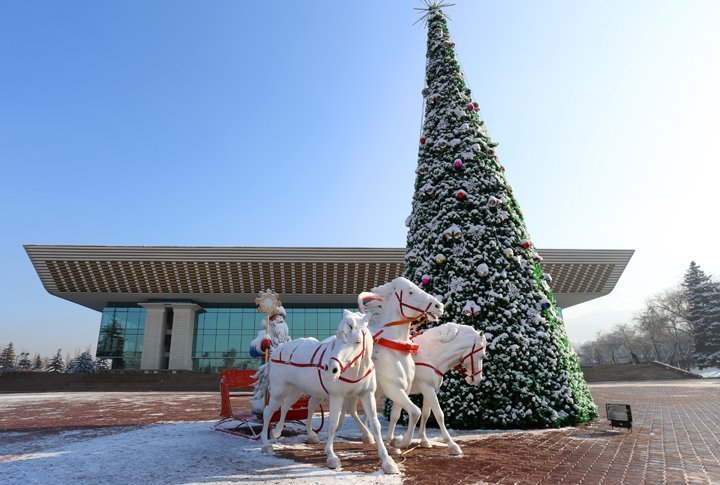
454 336 485 380
395 290 433 320
329 328 370 378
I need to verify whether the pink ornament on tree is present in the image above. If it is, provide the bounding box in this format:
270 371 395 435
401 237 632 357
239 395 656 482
421 276 431 286
467 103 475 111
453 159 463 169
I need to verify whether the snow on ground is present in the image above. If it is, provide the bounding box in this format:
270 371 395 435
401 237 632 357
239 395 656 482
0 404 554 485
692 367 720 378
0 419 401 485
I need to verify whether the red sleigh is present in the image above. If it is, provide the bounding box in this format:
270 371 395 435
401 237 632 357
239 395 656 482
213 369 322 439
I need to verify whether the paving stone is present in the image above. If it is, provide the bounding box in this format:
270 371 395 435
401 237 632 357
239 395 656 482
1 379 719 483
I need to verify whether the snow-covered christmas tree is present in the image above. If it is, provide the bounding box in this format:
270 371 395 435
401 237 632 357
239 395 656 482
66 351 98 374
402 2 596 428
684 261 720 368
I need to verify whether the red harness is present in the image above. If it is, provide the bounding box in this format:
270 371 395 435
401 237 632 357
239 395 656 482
372 291 432 354
271 329 374 395
415 340 486 379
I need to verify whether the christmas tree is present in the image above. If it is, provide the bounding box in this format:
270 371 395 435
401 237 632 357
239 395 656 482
402 2 596 428
683 261 720 368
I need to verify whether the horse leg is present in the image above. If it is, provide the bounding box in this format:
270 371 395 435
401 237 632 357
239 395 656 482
359 391 399 475
336 398 348 432
384 387 421 449
324 395 343 469
418 391 433 448
386 401 401 446
270 387 303 440
261 387 286 452
423 384 462 455
306 395 320 444
347 396 374 445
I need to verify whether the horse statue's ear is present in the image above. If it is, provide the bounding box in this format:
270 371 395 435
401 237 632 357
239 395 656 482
370 280 394 299
358 292 383 314
360 312 372 327
440 322 460 343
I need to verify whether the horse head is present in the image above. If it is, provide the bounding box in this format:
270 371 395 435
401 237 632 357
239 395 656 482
360 276 444 323
457 327 487 386
327 310 370 381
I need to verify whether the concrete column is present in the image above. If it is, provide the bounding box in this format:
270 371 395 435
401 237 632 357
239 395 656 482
139 303 167 370
168 303 202 371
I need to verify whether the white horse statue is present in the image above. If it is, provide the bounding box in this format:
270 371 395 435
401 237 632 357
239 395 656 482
261 310 398 474
357 276 444 450
339 323 486 455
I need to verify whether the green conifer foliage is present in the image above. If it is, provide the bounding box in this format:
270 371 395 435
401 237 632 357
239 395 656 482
0 342 17 369
684 261 720 368
46 349 65 373
402 5 597 428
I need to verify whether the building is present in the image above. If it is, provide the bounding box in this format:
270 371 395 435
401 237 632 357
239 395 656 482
25 245 633 372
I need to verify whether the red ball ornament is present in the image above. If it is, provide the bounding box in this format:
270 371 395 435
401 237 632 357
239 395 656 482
521 239 532 250
467 103 475 111
456 190 467 200
420 137 426 144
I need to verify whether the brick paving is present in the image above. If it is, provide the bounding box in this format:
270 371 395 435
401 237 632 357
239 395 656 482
278 380 720 484
1 380 719 483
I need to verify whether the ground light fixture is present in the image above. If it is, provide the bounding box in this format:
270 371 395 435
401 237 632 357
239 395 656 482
606 403 633 431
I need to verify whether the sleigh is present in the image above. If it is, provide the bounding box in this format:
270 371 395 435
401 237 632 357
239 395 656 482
213 369 322 439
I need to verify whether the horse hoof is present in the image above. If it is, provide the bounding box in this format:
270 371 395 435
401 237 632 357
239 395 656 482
419 440 432 449
382 460 400 475
448 445 463 456
388 446 401 456
270 429 282 440
397 440 411 449
362 435 376 445
261 444 273 453
327 457 341 469
307 434 319 444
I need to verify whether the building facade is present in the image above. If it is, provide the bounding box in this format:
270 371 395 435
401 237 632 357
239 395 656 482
26 245 633 372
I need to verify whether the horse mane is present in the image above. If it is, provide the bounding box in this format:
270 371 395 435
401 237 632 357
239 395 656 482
415 322 460 342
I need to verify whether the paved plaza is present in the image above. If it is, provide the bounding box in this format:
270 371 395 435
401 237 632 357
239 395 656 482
1 379 718 483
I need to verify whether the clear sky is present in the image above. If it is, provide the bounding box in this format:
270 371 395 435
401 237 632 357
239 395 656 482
1 0 719 358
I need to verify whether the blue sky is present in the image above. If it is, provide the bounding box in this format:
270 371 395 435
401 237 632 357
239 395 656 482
1 0 719 357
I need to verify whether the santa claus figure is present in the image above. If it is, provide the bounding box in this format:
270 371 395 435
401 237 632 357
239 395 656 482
249 306 290 416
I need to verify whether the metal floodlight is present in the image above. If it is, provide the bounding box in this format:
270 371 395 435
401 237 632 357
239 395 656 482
606 403 632 431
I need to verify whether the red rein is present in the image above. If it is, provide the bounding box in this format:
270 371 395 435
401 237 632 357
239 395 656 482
415 340 486 379
271 329 374 394
372 290 431 354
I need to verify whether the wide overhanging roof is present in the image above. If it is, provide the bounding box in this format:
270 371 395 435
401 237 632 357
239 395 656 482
25 245 634 311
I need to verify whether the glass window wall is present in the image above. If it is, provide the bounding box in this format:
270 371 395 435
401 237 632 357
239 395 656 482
96 306 147 369
192 306 352 373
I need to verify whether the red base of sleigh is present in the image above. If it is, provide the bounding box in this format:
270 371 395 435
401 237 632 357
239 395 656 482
213 369 322 440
